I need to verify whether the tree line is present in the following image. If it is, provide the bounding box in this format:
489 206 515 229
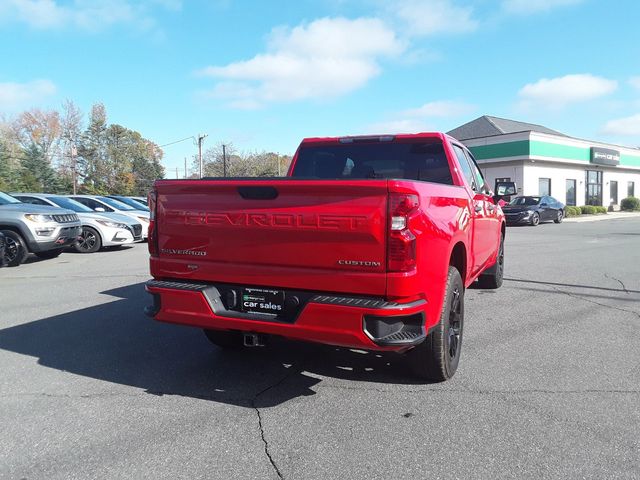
0 101 165 196
1 99 295 196
191 142 292 179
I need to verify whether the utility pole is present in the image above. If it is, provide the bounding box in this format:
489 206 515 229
222 144 227 177
71 143 78 195
176 167 179 179
197 133 208 178
184 157 187 179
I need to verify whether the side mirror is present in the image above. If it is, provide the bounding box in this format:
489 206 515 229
94 207 106 212
540 202 548 207
493 181 517 203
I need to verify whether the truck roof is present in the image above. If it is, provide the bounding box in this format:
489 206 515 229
299 132 454 145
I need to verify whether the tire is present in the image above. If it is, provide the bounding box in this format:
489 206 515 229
75 227 102 253
1 230 28 267
407 266 464 382
554 210 564 224
478 234 504 289
530 212 540 226
202 329 243 349
35 249 63 260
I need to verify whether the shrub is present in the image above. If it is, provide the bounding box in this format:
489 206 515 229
596 206 607 214
580 205 597 215
565 206 581 217
620 196 640 211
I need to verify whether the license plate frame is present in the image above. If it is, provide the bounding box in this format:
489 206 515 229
241 288 285 316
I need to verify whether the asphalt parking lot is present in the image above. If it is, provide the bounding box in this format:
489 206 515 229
1 218 639 480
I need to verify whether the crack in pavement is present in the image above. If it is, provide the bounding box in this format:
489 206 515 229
251 372 296 480
604 273 630 294
551 285 640 320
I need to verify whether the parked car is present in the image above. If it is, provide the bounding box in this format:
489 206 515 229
145 132 512 382
68 195 149 239
0 191 82 267
11 193 140 253
502 195 565 226
0 231 5 267
130 196 148 207
106 195 150 212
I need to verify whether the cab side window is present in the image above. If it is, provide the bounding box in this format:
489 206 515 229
452 144 477 191
464 150 490 195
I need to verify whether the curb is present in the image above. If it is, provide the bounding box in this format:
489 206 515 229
564 212 640 223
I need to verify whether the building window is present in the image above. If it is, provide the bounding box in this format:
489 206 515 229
539 178 551 196
586 170 603 206
565 179 576 206
610 180 618 205
629 181 636 198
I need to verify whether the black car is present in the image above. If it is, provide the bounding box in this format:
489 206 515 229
502 195 565 226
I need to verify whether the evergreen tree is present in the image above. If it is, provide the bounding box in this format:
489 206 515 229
19 143 61 193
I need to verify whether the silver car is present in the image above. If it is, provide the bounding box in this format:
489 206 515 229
68 195 150 239
11 193 141 253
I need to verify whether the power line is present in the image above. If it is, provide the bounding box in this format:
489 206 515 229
159 136 195 148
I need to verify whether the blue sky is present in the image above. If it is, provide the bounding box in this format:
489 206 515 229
1 0 639 175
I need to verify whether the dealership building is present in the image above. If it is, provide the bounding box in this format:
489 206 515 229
448 116 640 208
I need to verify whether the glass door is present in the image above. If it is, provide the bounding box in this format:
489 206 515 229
586 170 602 206
565 179 576 206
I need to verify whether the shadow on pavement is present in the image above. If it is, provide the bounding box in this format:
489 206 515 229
0 282 425 408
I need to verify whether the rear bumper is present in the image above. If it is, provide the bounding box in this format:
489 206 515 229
145 279 428 352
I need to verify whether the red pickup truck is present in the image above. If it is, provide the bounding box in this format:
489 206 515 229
145 133 513 381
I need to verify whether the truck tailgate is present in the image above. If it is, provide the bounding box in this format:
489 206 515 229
152 179 389 296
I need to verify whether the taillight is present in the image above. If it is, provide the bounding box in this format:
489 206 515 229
388 193 419 272
147 189 158 256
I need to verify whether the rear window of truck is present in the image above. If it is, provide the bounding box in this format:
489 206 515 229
291 139 453 185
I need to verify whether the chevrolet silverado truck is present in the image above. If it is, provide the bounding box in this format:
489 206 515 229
145 133 514 381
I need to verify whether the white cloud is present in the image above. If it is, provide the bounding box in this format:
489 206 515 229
502 0 583 15
0 0 180 31
392 0 478 36
0 79 57 110
365 118 431 134
518 74 618 108
602 114 640 136
402 100 475 118
629 77 640 90
200 17 405 108
365 99 474 134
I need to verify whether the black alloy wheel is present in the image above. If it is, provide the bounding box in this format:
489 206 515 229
407 266 465 381
75 227 102 253
531 212 540 226
447 286 463 361
1 230 28 267
554 210 564 223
